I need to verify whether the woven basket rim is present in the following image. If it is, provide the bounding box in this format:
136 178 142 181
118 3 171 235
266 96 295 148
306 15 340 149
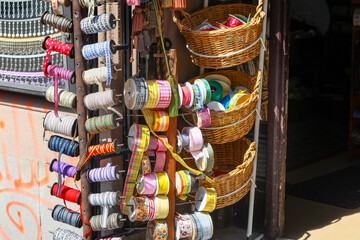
210 141 256 182
179 3 265 35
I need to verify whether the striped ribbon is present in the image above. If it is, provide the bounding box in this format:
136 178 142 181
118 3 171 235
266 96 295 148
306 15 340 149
47 65 74 118
85 114 117 134
121 124 149 215
82 67 110 85
41 11 73 33
81 14 116 34
145 80 159 108
82 40 113 85
46 86 76 111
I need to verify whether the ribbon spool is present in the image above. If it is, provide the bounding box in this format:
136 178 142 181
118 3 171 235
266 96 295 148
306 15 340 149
87 139 122 156
176 130 183 154
48 135 79 157
175 170 192 200
84 89 119 110
85 114 118 134
195 187 217 212
145 80 160 109
194 106 211 128
193 83 204 110
142 155 152 175
153 151 166 173
146 219 168 240
177 84 183 109
182 127 204 156
195 79 211 105
189 212 213 240
90 213 124 231
128 196 150 222
137 173 157 195
42 37 74 76
82 40 116 85
46 86 77 110
228 91 250 108
82 66 116 85
195 142 215 172
208 80 223 102
146 220 168 240
184 82 194 108
154 195 169 219
154 172 170 196
122 124 150 214
155 80 172 109
156 135 168 151
50 159 78 178
175 214 193 240
52 205 82 228
88 163 121 183
152 111 169 132
53 228 82 240
181 84 192 107
124 77 148 110
50 183 81 204
146 196 156 221
81 13 116 34
41 11 73 33
88 191 120 206
43 111 77 137
207 101 225 111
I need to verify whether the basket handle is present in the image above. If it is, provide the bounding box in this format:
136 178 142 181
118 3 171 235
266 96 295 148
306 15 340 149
254 0 265 19
171 9 191 32
239 142 257 169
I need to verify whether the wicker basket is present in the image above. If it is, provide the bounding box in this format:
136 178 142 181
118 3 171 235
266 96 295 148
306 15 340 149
183 70 261 144
179 138 256 209
172 2 265 69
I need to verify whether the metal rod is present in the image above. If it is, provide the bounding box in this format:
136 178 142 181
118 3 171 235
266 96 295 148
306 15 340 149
49 231 55 234
246 0 269 238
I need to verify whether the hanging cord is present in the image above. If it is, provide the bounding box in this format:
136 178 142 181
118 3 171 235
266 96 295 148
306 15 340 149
41 11 73 33
46 65 75 117
153 0 178 117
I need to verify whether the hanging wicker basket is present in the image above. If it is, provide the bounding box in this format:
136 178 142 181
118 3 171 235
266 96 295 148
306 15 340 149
183 70 261 144
179 138 256 209
172 2 265 69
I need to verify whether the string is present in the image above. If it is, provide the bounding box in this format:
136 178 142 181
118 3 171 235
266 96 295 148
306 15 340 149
52 205 82 228
43 111 77 137
85 114 117 134
50 160 77 178
88 163 118 182
84 90 118 111
41 11 73 33
53 228 82 240
51 183 81 204
81 40 113 85
46 65 75 117
81 13 116 34
46 86 76 111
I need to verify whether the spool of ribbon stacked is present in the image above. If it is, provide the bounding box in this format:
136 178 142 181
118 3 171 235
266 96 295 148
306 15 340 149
124 78 172 110
49 159 77 178
81 13 116 34
90 213 124 231
175 170 198 200
82 40 116 85
87 163 121 183
85 114 118 134
52 205 82 228
84 89 119 111
175 212 213 240
146 219 168 240
43 111 78 137
41 11 73 33
53 228 82 240
46 86 77 111
50 183 81 204
82 66 115 85
195 187 217 212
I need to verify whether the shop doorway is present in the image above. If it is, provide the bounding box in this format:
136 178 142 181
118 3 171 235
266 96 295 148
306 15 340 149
284 0 360 239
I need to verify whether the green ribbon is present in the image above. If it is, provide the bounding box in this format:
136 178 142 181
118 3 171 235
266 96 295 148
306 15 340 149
154 0 178 117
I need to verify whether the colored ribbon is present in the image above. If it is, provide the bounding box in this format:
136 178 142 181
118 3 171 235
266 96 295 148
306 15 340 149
81 13 116 34
153 151 166 173
175 214 193 240
141 109 213 183
84 89 119 110
155 195 169 219
147 196 156 221
122 124 150 214
154 172 170 196
50 159 77 178
82 67 111 85
145 80 160 108
41 11 73 33
146 220 168 240
88 163 118 183
152 111 169 132
52 205 82 228
195 142 215 172
46 86 76 111
137 173 157 195
85 114 117 134
43 111 77 137
128 196 149 222
195 106 211 128
51 183 81 204
155 80 172 109
82 40 114 85
195 187 217 213
124 77 148 110
175 170 192 200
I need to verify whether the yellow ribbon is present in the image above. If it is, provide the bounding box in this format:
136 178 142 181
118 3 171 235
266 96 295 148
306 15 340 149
155 195 169 219
155 172 170 195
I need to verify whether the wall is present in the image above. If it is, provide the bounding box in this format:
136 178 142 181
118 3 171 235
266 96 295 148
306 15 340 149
0 91 82 240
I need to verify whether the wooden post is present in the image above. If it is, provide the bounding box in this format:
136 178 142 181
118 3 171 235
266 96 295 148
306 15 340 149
165 49 177 240
265 0 290 238
72 1 92 239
